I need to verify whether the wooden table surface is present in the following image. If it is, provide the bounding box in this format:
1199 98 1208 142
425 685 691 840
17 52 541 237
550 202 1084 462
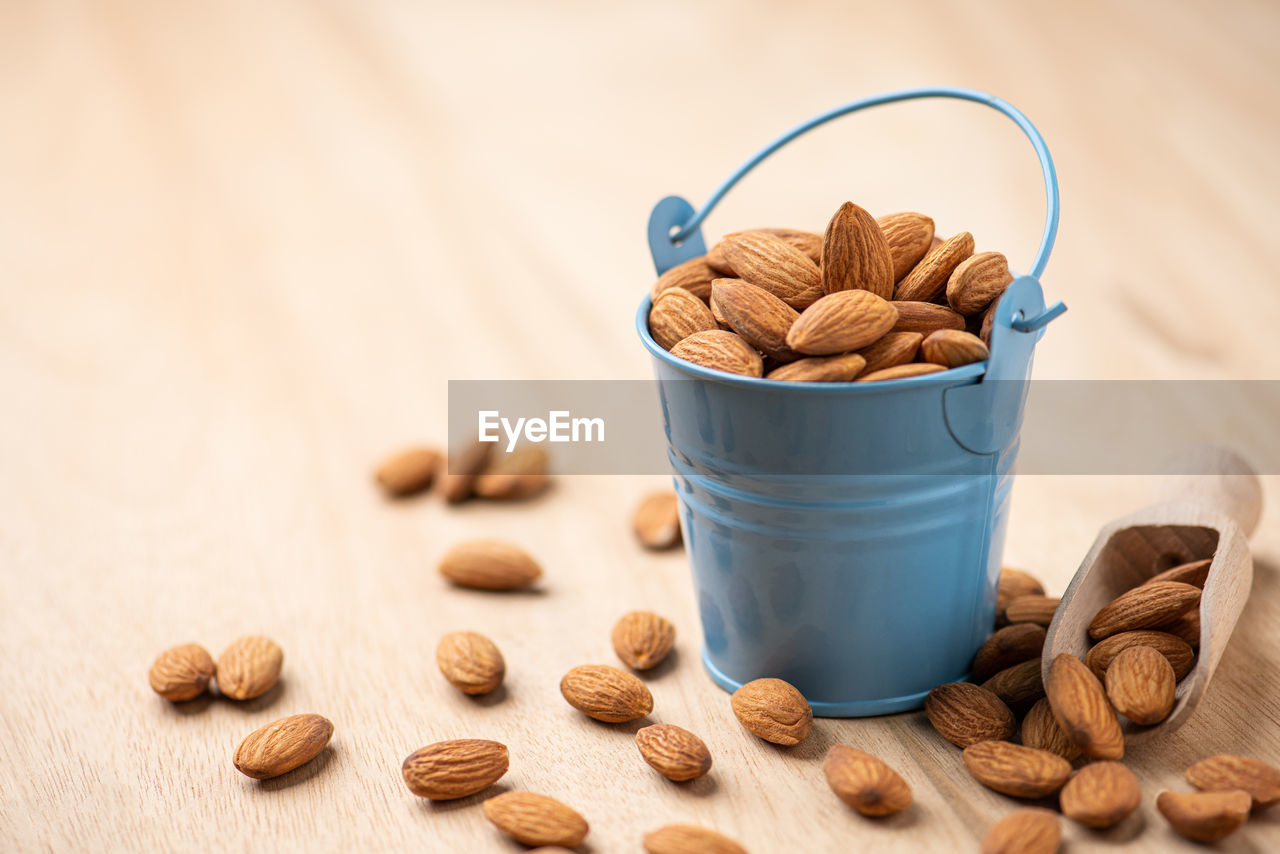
2 1 1278 851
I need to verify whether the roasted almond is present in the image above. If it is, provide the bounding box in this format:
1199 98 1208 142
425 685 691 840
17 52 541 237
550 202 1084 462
856 363 947 382
611 610 676 671
1085 630 1195 680
473 446 550 500
1156 789 1251 843
981 808 1060 854
972 624 1046 682
649 287 717 350
924 682 1016 748
1186 754 1280 808
708 227 823 274
856 331 922 373
652 256 716 302
375 447 442 497
643 824 747 854
440 438 492 504
981 658 1045 709
821 202 894 298
712 279 800 361
721 232 823 309
823 744 912 816
947 251 1013 315
560 664 653 722
996 568 1046 623
878 212 935 282
766 353 866 382
402 739 509 800
1144 558 1212 589
670 330 763 377
962 740 1072 798
1088 581 1201 640
234 713 333 779
1004 595 1059 627
920 329 989 368
1060 761 1141 828
216 635 283 701
1105 645 1175 725
632 491 682 550
148 643 215 702
483 792 589 848
439 539 542 590
786 290 898 355
730 677 812 745
436 631 505 695
889 300 965 335
1020 698 1081 761
895 232 974 301
636 724 712 782
1046 653 1124 760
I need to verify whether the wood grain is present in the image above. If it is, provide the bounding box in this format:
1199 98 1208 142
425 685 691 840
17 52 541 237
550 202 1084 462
1 1 1278 852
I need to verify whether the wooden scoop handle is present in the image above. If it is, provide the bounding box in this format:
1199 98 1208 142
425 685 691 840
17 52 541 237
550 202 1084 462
1149 445 1263 538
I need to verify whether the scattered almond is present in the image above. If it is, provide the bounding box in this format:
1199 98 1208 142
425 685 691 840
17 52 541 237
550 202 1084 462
721 231 823 309
920 329 989 368
1156 789 1251 843
649 287 717 350
712 279 800 361
483 792 589 848
923 682 1016 748
1004 595 1059 627
1088 581 1201 640
1186 754 1280 808
889 300 966 335
652 256 717 302
877 212 935 282
473 446 550 500
148 643 215 702
856 331 922 373
1144 557 1212 589
972 624 1046 682
632 491 682 550
635 724 712 782
823 744 912 816
234 713 333 780
559 664 654 722
611 610 676 670
374 447 441 497
785 290 898 355
947 251 1013 315
440 438 492 503
820 201 894 298
1045 653 1124 760
1020 698 1081 761
643 824 748 854
1060 761 1141 828
981 658 1044 709
1084 630 1195 681
216 635 283 701
856 363 947 382
730 677 813 745
439 540 542 591
766 352 866 382
436 631 505 696
1105 645 1175 725
996 568 1046 623
962 740 1072 798
670 330 764 377
895 232 974 302
402 739 509 800
981 808 1060 854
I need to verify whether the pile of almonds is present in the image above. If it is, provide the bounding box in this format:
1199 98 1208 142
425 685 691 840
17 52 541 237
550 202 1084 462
649 204 1012 381
374 441 550 502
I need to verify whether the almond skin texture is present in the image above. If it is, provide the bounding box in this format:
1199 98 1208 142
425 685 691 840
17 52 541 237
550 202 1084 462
234 713 333 780
889 301 966 335
821 202 894 298
823 745 913 816
896 231 974 302
401 739 509 800
216 635 283 701
878 212 935 282
649 287 717 350
440 438 491 503
1088 581 1201 640
559 664 653 722
981 658 1045 709
731 677 812 745
1105 645 1175 725
636 724 712 782
1186 754 1280 807
439 540 542 590
483 792 589 848
652 256 716 302
924 682 1016 748
712 279 800 361
375 447 441 497
1020 698 1082 761
148 643 215 701
786 290 898 355
1046 653 1124 760
766 353 866 382
1060 761 1141 828
972 624 1046 682
643 824 748 854
721 232 823 309
1084 630 1195 681
1144 558 1212 589
856 363 947 382
1162 608 1202 648
857 331 922 373
670 330 763 377
997 568 1046 623
947 251 1014 315
611 610 676 670
1157 789 1251 843
981 808 1060 854
708 227 823 273
632 491 682 550
1004 595 1060 627
436 631 505 695
962 740 1073 798
473 446 549 500
921 329 989 368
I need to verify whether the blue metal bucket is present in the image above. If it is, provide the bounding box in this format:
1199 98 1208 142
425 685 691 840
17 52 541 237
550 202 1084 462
638 87 1065 716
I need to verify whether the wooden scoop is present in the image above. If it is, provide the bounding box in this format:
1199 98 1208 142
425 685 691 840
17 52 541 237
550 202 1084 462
1042 446 1263 741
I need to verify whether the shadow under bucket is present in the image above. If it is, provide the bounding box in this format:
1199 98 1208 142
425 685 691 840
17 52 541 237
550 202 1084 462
639 87 1064 716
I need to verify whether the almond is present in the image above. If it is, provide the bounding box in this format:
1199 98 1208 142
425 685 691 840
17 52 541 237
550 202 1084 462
947 251 1013 315
895 232 974 301
972 624 1046 682
856 331 922 373
877 212 935 282
482 792 589 848
436 631 505 695
766 353 866 382
856 363 947 382
632 491 682 550
643 824 748 854
402 739 509 800
730 677 812 745
652 256 716 302
1105 645 1175 725
148 643 215 702
611 610 676 670
234 713 333 779
1084 630 1195 680
560 664 653 722
1088 581 1201 640
649 287 717 350
981 658 1045 709
216 635 283 701
981 808 1060 854
1004 595 1059 627
712 279 800 361
1162 608 1202 648
924 682 1016 748
1186 754 1280 808
1144 558 1212 589
996 568 1046 624
821 202 893 298
721 232 823 309
636 724 712 782
669 330 764 377
1060 761 1141 828
786 290 898 355
440 438 492 504
979 301 998 346
962 740 1073 798
473 446 550 500
708 227 823 273
1046 653 1124 760
439 539 542 590
375 447 441 497
822 744 912 816
889 301 966 335
920 329 989 368
1156 789 1251 843
1020 698 1081 761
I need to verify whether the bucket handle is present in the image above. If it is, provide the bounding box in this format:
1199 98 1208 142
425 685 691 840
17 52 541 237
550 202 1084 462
647 86 1064 332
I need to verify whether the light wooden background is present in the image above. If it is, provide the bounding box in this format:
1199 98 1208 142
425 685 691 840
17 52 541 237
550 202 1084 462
1 1 1278 851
